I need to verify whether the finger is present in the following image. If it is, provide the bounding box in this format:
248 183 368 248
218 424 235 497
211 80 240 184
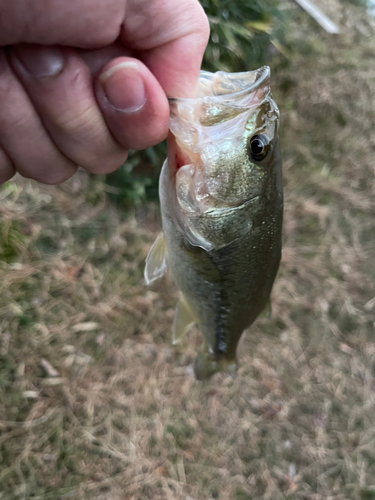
0 146 16 184
0 0 210 99
0 49 77 184
10 44 129 174
82 45 170 149
96 57 170 150
121 0 210 97
0 0 125 48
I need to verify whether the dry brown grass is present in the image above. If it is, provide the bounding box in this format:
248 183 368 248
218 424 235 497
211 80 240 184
1 3 375 499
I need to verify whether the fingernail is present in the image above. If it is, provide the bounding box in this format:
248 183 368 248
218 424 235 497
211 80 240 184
15 44 64 77
99 62 146 112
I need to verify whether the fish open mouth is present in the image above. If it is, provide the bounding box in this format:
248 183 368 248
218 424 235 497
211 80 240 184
166 132 197 176
166 67 272 178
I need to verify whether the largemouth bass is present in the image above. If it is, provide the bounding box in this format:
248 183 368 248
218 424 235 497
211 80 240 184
145 67 283 380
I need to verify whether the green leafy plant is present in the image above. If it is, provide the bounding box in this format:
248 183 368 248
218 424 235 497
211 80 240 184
0 219 25 263
201 0 285 72
104 142 167 208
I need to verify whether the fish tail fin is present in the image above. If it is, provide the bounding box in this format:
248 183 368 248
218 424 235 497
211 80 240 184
194 352 237 381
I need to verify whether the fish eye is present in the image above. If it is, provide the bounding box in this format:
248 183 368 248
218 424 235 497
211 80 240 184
248 134 270 161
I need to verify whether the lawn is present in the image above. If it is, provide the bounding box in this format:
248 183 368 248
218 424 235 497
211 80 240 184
0 1 375 499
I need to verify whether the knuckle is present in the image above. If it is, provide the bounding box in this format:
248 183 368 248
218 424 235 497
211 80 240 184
55 103 98 136
52 105 128 172
54 107 105 161
54 104 114 160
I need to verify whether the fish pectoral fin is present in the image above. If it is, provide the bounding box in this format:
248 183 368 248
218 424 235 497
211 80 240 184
172 294 196 345
259 298 272 319
144 233 168 285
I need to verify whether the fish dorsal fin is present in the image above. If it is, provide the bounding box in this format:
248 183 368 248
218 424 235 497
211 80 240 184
144 233 168 285
172 294 196 345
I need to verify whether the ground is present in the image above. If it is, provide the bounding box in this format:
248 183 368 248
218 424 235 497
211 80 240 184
0 1 375 499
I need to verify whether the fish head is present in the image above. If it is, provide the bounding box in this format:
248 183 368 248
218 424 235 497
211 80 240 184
165 67 281 250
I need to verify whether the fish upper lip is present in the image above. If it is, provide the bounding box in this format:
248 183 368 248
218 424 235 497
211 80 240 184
168 66 270 103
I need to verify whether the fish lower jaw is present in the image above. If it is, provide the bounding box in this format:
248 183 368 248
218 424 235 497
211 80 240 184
194 351 238 381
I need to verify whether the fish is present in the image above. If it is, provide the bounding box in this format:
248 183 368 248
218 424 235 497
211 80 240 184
144 67 283 380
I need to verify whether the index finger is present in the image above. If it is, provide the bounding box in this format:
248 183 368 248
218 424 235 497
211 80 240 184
121 0 210 98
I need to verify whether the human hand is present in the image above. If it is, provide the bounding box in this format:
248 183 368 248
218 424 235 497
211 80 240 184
0 0 209 184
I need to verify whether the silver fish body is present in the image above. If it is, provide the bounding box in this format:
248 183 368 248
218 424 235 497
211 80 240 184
145 67 283 380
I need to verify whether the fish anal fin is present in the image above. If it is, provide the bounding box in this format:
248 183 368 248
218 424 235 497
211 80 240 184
144 233 167 285
194 351 237 381
172 294 196 345
259 298 272 319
